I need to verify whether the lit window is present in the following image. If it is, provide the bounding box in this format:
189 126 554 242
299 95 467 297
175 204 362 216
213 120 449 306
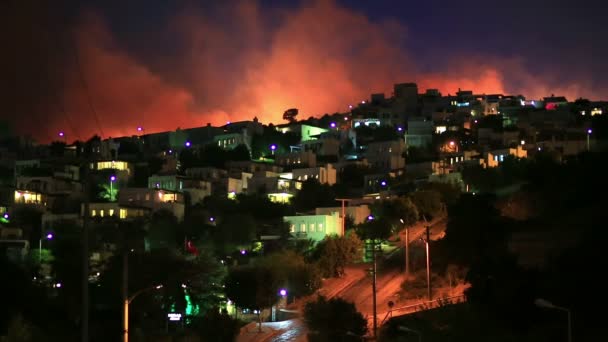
290 225 295 233
301 223 306 232
100 210 104 217
91 209 96 217
109 209 114 216
318 223 323 232
310 223 315 231
120 209 127 219
145 194 150 201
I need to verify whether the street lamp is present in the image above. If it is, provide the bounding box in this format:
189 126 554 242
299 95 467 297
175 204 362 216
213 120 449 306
270 144 277 155
39 232 53 263
420 225 432 301
185 141 191 148
398 326 422 342
535 298 572 342
124 285 163 342
400 219 410 276
587 129 592 151
279 288 287 297
110 175 116 202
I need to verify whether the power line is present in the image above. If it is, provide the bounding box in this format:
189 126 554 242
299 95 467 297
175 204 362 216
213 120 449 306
71 39 105 139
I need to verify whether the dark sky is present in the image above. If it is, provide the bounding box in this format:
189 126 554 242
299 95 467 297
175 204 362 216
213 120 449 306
2 0 606 141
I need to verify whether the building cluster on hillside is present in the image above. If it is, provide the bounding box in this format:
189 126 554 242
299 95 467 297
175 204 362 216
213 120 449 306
0 82 603 261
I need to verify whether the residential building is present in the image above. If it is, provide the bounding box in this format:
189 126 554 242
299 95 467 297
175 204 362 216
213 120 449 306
292 164 337 185
275 150 316 168
118 188 185 221
284 212 342 242
315 204 370 225
301 137 340 157
366 140 405 171
405 118 433 148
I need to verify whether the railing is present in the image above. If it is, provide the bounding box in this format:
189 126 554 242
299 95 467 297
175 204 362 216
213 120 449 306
377 295 466 326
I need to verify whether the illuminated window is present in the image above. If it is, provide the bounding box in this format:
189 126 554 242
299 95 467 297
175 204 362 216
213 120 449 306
120 209 127 219
290 225 295 233
318 223 324 232
91 209 96 217
145 194 150 201
301 224 306 232
109 209 114 216
100 210 104 217
310 223 315 231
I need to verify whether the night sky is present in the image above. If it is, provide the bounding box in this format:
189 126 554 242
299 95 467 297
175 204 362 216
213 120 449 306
2 0 606 141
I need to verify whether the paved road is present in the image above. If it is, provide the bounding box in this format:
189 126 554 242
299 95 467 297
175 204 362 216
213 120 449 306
237 216 448 341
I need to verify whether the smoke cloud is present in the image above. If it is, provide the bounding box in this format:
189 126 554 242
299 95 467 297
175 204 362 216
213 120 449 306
4 0 606 141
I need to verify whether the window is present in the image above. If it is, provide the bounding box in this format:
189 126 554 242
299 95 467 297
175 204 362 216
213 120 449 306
145 194 150 201
310 223 315 231
91 209 96 217
301 223 306 232
318 223 324 232
120 209 127 219
290 225 295 233
109 209 114 216
99 210 104 217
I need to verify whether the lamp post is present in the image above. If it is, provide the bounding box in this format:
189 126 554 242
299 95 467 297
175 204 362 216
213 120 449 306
586 129 592 151
39 233 53 263
110 175 116 202
398 326 422 342
270 144 277 155
400 219 410 276
421 226 431 301
535 298 572 342
123 285 163 342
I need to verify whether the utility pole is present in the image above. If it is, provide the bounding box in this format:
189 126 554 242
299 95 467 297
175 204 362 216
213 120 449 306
405 227 410 276
400 219 410 276
335 198 351 236
425 225 431 301
372 239 378 338
82 165 90 342
122 242 128 342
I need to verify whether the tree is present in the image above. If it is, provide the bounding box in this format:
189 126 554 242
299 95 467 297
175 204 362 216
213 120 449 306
315 234 363 277
256 250 322 298
147 210 179 250
371 197 418 230
410 190 443 220
304 296 367 341
189 309 240 342
225 265 278 331
356 216 393 241
98 248 226 332
292 179 337 212
283 108 299 123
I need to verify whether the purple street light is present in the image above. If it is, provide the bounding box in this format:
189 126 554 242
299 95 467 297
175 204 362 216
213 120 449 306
330 122 337 128
137 126 143 132
240 249 247 255
58 132 65 137
46 233 54 240
367 215 374 221
380 180 387 187
209 217 215 222
3 213 8 219
588 128 593 134
110 175 116 182
397 127 403 132
270 144 277 155
185 141 191 147
279 289 287 296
